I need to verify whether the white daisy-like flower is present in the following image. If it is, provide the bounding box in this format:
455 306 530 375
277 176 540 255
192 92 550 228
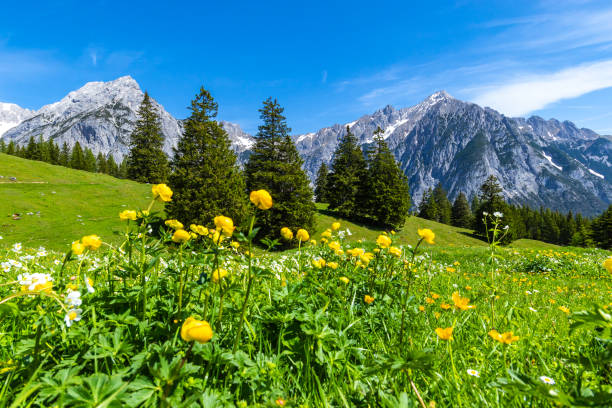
493 211 503 218
482 211 489 216
36 249 48 257
503 225 509 230
12 243 22 253
54 259 61 265
84 276 95 294
64 308 82 327
1 262 10 272
0 235 3 239
467 369 480 377
539 376 555 385
346 228 352 236
66 291 82 307
529 307 538 312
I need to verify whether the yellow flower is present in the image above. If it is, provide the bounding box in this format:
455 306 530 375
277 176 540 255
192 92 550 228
348 248 365 258
360 252 374 265
81 235 102 250
417 228 435 245
214 216 235 236
165 219 184 230
435 327 453 340
603 257 612 273
488 330 519 344
431 292 440 299
339 276 349 284
212 268 228 283
230 241 240 249
440 303 451 310
321 229 332 239
364 295 375 304
180 317 213 343
376 234 392 248
172 229 191 243
71 241 85 255
558 306 570 314
296 229 310 242
310 239 317 246
190 224 208 236
331 222 341 231
446 267 456 273
418 305 425 312
452 291 475 310
426 297 435 304
249 189 273 210
390 230 396 235
328 241 341 251
389 246 402 257
152 184 173 202
312 258 325 268
119 210 137 221
328 262 338 270
280 227 293 240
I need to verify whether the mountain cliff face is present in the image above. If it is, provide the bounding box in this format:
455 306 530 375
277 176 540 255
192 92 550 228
2 78 611 215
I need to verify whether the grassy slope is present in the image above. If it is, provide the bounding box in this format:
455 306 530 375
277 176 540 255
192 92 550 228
0 153 151 251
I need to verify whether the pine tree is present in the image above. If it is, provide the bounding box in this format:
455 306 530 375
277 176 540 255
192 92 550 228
592 205 612 249
38 136 50 163
474 175 508 239
314 162 330 203
167 86 249 227
59 143 70 167
6 141 16 156
327 126 368 218
451 192 473 228
96 153 108 174
433 182 452 224
364 127 411 227
244 97 315 240
107 155 119 177
25 136 40 160
118 159 128 179
70 142 86 170
83 148 97 172
418 188 438 221
127 91 169 183
47 139 59 164
0 139 6 153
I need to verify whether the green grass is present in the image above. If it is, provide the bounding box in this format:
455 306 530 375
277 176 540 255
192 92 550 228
0 153 151 251
508 239 562 250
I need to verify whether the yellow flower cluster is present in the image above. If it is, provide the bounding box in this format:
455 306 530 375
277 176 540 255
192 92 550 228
249 190 273 210
376 234 391 248
604 257 612 274
172 229 191 243
452 291 475 310
488 330 519 344
417 228 435 245
165 219 184 230
435 327 453 340
119 210 137 221
296 229 309 242
280 227 293 240
212 268 228 283
190 224 208 236
72 235 102 255
181 317 213 343
214 216 235 237
152 184 173 202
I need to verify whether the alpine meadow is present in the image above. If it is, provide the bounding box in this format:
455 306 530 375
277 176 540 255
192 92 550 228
1 1 612 407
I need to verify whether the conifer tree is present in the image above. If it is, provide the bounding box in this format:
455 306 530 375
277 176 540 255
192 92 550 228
244 97 315 240
418 187 438 221
592 205 612 249
474 175 508 239
327 126 368 218
451 192 473 228
107 155 119 177
118 159 128 179
96 153 108 174
47 139 59 164
127 91 169 183
59 143 70 167
433 182 452 224
84 148 97 172
167 86 249 227
0 139 6 153
70 142 86 170
25 136 40 160
6 141 15 156
364 127 411 227
314 162 330 203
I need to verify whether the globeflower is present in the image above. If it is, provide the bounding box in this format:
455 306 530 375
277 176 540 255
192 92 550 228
280 227 293 240
435 327 453 340
488 329 519 344
72 241 85 255
331 222 341 231
339 276 349 284
152 184 173 202
328 241 341 251
376 234 392 248
119 210 137 221
249 189 273 210
165 219 184 230
417 228 435 245
364 295 375 304
328 261 338 270
214 216 235 236
321 229 332 239
190 224 208 236
172 229 191 243
603 257 612 274
296 229 310 242
389 246 402 257
212 268 228 283
180 317 213 343
81 235 102 250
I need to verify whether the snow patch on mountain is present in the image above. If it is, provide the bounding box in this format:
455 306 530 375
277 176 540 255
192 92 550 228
542 152 563 171
589 168 605 179
0 102 33 138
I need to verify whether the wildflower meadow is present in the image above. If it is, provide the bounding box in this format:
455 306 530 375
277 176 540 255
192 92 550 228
1 185 611 407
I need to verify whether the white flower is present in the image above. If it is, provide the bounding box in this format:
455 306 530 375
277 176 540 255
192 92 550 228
539 376 555 385
467 369 480 377
503 225 509 230
493 211 503 218
525 290 532 295
345 228 352 236
1 262 10 272
66 291 82 307
84 276 95 294
11 243 22 253
64 308 82 327
54 259 61 265
0 235 3 239
36 249 48 257
482 211 489 216
529 307 538 312
18 273 53 291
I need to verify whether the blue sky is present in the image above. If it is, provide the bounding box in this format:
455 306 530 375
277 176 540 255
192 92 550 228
2 0 612 135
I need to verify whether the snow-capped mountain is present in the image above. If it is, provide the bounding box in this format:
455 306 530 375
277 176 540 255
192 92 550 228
3 77 611 215
0 103 34 138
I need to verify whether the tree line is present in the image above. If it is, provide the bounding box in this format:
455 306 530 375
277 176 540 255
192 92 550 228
416 175 612 249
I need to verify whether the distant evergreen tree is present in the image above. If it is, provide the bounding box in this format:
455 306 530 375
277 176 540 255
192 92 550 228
83 148 97 172
25 136 40 160
107 155 119 177
451 192 473 228
418 187 438 221
592 205 612 249
0 139 6 153
474 175 508 240
96 153 108 174
364 127 411 227
38 136 51 163
59 142 70 167
314 162 330 203
127 91 169 183
6 141 15 156
118 159 128 179
167 86 249 227
327 126 368 218
432 182 452 224
47 139 59 164
70 142 86 170
244 97 315 240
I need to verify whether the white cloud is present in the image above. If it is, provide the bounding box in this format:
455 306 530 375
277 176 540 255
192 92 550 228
472 60 612 116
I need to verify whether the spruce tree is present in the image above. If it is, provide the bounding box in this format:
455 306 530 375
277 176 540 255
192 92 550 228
244 97 315 240
418 188 438 221
167 87 249 227
107 155 119 177
47 139 59 164
0 139 6 153
96 153 108 174
364 127 411 227
451 192 473 228
83 148 97 172
70 142 86 170
314 162 330 203
25 136 40 160
327 126 368 218
6 141 15 156
433 182 452 224
592 205 612 249
127 91 169 183
59 143 70 167
118 159 128 178
474 175 508 239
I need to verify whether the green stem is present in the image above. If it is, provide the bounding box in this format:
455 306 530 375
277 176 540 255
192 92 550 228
233 214 256 353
